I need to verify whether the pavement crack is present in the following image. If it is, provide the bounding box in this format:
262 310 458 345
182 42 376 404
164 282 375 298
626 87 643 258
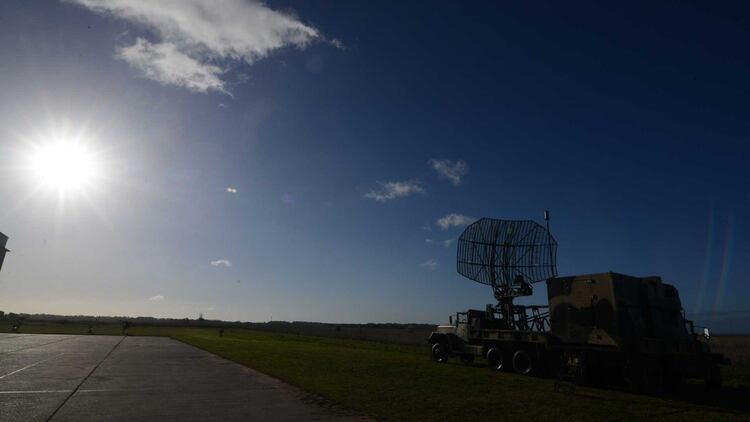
45 336 126 422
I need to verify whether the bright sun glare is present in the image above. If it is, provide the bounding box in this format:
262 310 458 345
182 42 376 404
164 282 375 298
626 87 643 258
30 142 99 193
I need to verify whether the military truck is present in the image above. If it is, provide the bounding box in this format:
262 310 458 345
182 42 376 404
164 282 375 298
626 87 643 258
427 216 727 391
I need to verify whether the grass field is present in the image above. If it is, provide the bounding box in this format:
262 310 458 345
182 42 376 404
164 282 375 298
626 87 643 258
3 321 750 421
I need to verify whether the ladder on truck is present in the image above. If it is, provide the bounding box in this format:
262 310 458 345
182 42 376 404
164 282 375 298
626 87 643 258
554 351 583 394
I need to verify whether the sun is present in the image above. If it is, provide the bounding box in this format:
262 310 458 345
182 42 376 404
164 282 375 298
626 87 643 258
30 142 100 193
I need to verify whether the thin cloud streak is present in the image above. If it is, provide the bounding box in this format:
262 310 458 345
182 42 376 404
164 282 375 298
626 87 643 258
210 259 232 267
436 213 475 230
425 238 454 248
421 259 438 271
364 180 424 202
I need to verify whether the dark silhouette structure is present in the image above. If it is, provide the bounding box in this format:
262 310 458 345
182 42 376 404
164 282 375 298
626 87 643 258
429 212 727 393
0 232 8 273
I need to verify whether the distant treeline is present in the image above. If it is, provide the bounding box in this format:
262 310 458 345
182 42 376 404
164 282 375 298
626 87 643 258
0 311 437 344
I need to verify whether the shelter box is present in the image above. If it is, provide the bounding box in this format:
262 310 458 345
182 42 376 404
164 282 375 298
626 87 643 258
546 272 689 348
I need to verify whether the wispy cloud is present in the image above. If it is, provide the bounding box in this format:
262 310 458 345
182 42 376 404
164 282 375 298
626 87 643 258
210 259 232 267
430 159 468 186
364 180 424 202
148 295 164 301
226 187 238 193
70 0 320 94
425 238 454 248
421 259 438 271
436 213 475 230
117 38 226 94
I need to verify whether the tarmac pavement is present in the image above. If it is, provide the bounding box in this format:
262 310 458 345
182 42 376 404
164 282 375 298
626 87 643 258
0 333 367 421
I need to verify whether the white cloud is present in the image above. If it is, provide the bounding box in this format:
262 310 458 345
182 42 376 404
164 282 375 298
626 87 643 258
430 159 468 186
364 180 424 202
210 259 232 267
436 213 475 230
226 187 238 193
421 259 438 271
117 39 226 93
70 0 320 93
148 295 164 301
443 239 454 248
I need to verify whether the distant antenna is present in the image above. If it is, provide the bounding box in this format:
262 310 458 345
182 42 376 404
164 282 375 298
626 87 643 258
456 217 557 301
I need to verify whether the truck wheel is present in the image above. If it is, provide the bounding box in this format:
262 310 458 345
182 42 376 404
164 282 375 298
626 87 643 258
486 347 504 371
512 350 533 375
431 343 448 363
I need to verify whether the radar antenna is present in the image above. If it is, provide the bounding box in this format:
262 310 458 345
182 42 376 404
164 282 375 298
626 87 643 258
456 212 557 330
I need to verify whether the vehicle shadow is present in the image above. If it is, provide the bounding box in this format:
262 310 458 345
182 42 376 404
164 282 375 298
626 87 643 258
460 360 750 413
663 383 750 413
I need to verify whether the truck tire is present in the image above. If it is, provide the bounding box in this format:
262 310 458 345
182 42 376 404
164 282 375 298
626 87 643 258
512 350 533 375
431 343 448 363
486 347 504 371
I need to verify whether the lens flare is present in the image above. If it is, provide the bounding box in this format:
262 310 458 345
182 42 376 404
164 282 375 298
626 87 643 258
696 206 715 313
713 213 735 316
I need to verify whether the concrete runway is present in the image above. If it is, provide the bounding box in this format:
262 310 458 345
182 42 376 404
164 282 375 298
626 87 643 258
0 334 367 421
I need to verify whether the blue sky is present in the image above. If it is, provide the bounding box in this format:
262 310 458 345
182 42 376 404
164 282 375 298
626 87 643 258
0 1 748 331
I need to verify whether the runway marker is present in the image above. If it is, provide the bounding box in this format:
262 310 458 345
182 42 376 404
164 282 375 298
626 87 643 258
0 390 71 394
0 353 65 380
0 335 79 355
0 388 140 394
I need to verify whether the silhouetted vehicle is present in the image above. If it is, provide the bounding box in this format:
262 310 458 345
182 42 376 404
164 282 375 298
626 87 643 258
428 215 727 392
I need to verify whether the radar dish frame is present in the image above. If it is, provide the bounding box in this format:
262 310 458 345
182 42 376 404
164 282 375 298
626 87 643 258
457 217 557 300
455 214 558 331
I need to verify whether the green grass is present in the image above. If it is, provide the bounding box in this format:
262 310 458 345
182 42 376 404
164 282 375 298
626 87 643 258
4 322 750 421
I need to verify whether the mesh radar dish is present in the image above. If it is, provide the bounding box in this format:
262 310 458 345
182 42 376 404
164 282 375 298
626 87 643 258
457 217 557 301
